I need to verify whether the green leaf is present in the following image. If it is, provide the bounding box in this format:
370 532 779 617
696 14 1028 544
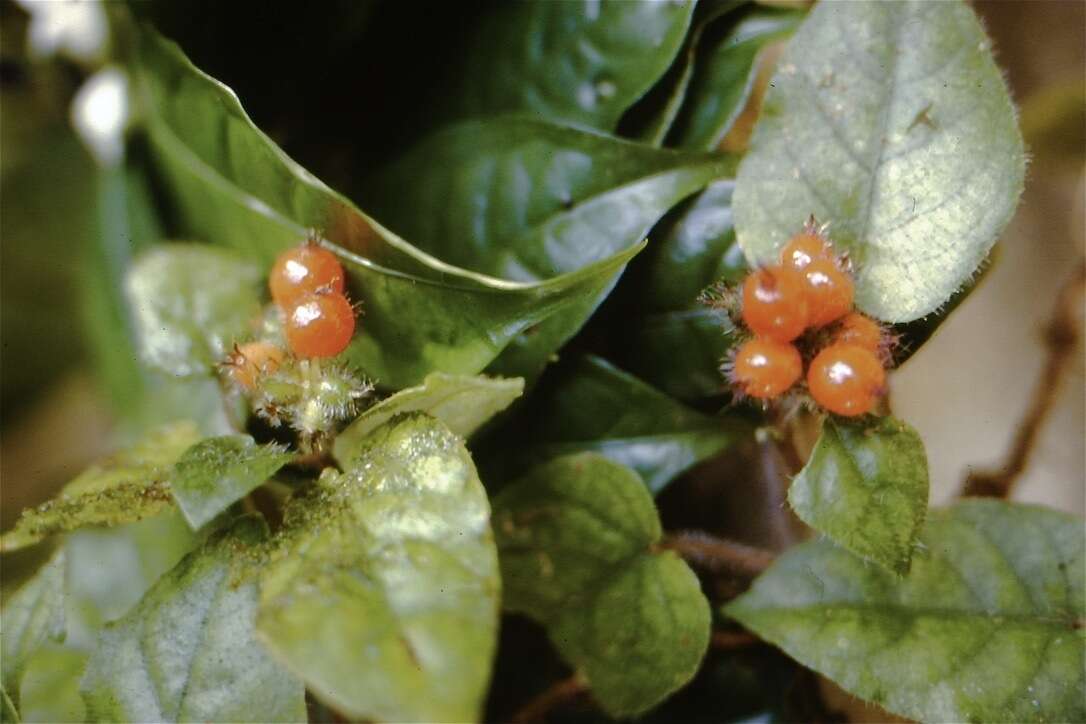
668 7 802 150
622 308 736 400
434 0 695 131
726 499 1086 723
493 453 710 716
333 373 523 466
787 416 929 574
18 647 87 724
126 244 263 377
0 551 65 709
0 688 15 723
169 436 293 530
733 0 1025 322
258 413 499 722
1 423 201 552
501 356 749 494
80 516 305 723
132 29 648 388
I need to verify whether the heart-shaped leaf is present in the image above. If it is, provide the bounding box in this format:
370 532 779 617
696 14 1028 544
1 423 201 552
126 245 263 377
332 373 523 466
1 551 66 711
81 516 306 723
726 499 1085 723
733 0 1025 322
258 413 499 722
433 0 695 131
169 436 293 530
131 30 650 388
493 453 710 716
788 416 929 574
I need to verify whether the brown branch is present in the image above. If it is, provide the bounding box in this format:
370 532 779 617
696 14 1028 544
962 260 1085 498
711 629 761 650
511 675 586 723
662 531 776 576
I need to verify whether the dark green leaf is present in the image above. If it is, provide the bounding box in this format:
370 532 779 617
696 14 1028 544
1 423 201 552
788 416 929 574
622 308 735 401
333 373 523 466
435 0 695 130
80 516 305 723
258 413 499 722
504 356 749 493
727 499 1085 723
169 436 293 530
126 244 263 377
733 0 1025 322
494 454 710 716
668 7 802 150
133 29 648 388
0 551 65 709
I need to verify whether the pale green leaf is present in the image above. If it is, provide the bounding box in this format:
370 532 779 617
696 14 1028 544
18 647 86 724
1 423 201 552
258 413 499 722
126 244 263 377
788 416 929 574
333 373 523 466
726 499 1085 723
169 436 293 530
733 0 1025 322
0 552 65 709
494 454 710 716
80 517 305 723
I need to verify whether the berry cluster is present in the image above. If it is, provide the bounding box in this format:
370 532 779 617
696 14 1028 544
270 243 356 359
719 222 890 417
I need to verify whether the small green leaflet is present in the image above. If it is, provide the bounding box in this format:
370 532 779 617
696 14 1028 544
80 517 305 723
169 435 293 530
333 372 523 466
126 244 263 377
0 551 66 711
0 422 201 552
258 413 499 722
727 499 1085 723
733 0 1025 322
787 416 929 574
493 453 710 716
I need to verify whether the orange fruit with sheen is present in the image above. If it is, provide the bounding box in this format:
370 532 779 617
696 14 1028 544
833 312 883 353
269 243 345 308
780 232 833 271
801 257 854 327
223 342 285 391
285 292 356 358
741 266 809 342
807 343 885 416
731 338 803 399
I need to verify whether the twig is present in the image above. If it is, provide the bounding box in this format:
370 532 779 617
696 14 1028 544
662 531 776 576
511 675 586 723
962 260 1085 498
711 629 761 650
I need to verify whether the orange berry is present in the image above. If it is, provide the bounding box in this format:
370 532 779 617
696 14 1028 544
741 266 809 342
780 232 833 270
223 341 284 391
833 312 883 353
801 257 854 327
269 243 345 308
285 292 356 358
807 343 885 416
731 338 803 399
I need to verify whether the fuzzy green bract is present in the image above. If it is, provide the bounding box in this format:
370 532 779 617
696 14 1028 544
169 436 293 529
80 517 306 723
726 500 1086 723
733 0 1025 322
493 453 710 716
436 0 695 131
126 244 263 377
257 413 499 722
333 373 523 466
0 551 66 712
788 416 929 574
0 422 201 552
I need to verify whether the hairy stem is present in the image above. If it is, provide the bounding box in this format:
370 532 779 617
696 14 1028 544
662 531 776 576
511 675 586 723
